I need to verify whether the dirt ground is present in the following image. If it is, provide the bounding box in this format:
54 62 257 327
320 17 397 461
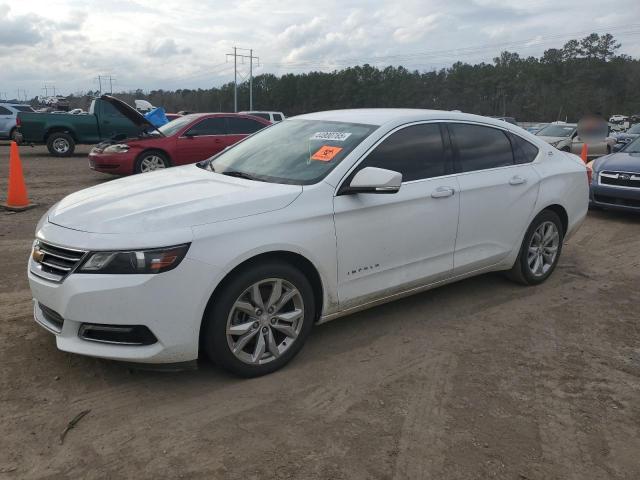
1 143 639 480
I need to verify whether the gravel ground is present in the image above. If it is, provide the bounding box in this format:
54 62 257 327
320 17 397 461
1 143 639 479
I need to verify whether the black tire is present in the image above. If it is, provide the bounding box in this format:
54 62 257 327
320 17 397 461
507 210 564 286
134 150 170 174
202 261 315 377
46 132 75 157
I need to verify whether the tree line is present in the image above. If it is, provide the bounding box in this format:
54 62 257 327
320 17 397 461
69 33 639 122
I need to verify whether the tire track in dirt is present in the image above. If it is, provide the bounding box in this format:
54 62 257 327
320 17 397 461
391 351 457 480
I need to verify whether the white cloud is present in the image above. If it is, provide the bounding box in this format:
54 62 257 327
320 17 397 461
0 0 638 98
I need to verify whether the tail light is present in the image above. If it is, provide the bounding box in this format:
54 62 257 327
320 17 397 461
16 116 21 127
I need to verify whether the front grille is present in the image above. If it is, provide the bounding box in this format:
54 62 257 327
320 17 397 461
30 240 87 282
594 194 640 208
599 171 640 188
38 303 64 332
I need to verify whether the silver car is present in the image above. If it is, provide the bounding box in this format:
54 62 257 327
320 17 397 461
0 103 34 141
536 123 613 159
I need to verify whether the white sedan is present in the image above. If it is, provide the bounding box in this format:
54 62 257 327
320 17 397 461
28 109 589 376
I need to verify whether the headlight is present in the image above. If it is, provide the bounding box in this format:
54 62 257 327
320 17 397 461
78 244 190 274
103 143 130 153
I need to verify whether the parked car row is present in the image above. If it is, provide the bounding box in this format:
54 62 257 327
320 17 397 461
89 97 272 174
535 122 614 159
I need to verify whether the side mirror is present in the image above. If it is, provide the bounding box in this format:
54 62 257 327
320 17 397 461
345 167 402 194
184 132 195 139
613 143 624 153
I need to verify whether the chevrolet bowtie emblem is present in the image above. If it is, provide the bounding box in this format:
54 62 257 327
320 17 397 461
32 248 45 263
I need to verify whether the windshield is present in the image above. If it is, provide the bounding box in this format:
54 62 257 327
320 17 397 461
536 124 576 137
623 136 640 153
627 124 640 135
207 119 378 184
157 114 198 136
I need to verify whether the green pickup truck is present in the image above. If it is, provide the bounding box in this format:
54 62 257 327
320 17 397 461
17 96 146 157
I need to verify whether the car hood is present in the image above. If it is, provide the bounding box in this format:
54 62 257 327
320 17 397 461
537 136 568 144
593 151 640 173
48 165 303 234
100 94 163 136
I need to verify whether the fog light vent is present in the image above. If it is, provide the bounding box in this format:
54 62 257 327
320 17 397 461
78 324 157 345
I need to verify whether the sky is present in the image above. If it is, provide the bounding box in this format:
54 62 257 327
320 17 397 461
1 0 639 99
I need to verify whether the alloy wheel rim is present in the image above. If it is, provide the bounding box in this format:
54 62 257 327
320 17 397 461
226 278 304 365
53 138 69 153
527 221 559 277
140 155 166 172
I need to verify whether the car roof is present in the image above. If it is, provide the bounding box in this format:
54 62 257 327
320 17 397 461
293 108 527 129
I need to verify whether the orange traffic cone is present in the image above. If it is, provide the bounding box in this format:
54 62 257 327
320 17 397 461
580 143 589 163
3 141 32 211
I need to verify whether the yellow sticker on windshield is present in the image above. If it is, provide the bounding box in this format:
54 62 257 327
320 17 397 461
311 145 343 162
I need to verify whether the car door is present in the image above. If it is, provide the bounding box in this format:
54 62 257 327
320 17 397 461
0 106 12 137
175 117 228 165
448 123 541 274
333 122 460 308
224 116 267 147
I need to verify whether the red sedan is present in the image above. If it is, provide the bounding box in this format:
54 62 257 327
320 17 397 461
89 111 271 175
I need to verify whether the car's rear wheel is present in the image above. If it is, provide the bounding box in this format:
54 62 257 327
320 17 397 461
135 151 170 173
202 262 315 377
46 132 75 157
507 210 564 285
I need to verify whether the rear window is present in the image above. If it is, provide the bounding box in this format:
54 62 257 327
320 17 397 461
273 114 283 121
509 134 539 164
0 106 11 115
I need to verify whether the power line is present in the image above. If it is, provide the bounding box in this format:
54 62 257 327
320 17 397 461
226 47 259 112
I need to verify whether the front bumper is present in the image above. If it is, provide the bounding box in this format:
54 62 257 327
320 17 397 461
590 182 640 212
88 151 135 175
29 254 214 364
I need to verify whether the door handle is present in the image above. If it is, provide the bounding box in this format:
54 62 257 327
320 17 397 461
509 176 527 186
431 186 455 198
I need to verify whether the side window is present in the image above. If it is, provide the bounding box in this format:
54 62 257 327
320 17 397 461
227 117 265 134
450 123 514 172
356 123 447 182
100 101 125 118
509 133 539 164
273 114 283 122
14 106 34 112
248 113 270 121
0 106 12 115
185 117 226 136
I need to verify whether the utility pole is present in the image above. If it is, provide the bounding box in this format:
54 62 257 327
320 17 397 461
226 47 259 112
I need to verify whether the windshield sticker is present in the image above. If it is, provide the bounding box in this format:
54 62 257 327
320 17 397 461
311 145 343 162
310 132 352 142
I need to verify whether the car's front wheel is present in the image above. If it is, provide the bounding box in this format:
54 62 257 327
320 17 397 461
202 262 315 377
507 210 564 285
135 151 170 173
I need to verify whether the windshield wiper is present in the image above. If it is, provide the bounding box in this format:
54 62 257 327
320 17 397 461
220 170 263 181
